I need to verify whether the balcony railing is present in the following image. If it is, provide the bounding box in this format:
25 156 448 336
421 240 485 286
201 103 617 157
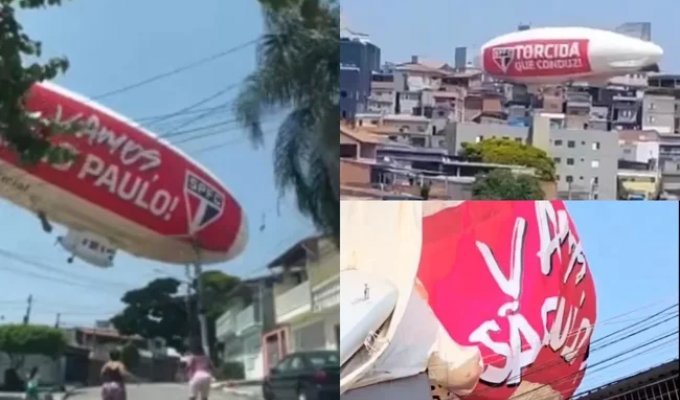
235 305 259 334
216 305 261 338
312 277 340 312
275 281 311 323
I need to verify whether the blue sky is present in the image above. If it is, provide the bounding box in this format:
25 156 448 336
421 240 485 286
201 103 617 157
0 1 314 328
341 0 680 73
566 201 678 393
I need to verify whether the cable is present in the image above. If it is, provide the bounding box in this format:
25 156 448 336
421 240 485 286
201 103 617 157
0 247 132 290
92 38 260 100
454 302 679 397
152 83 241 134
473 302 679 375
135 104 233 123
520 330 679 400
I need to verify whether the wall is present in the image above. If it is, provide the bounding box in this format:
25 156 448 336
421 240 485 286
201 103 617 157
322 309 340 350
0 353 62 387
642 94 675 134
550 128 619 199
340 159 372 186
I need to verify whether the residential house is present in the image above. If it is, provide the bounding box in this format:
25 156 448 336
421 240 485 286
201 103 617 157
261 236 339 374
215 276 275 380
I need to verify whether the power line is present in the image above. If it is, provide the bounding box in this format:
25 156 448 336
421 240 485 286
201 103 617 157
478 306 679 399
0 247 132 290
518 330 679 400
135 104 233 123
150 83 242 134
92 38 259 100
461 302 679 397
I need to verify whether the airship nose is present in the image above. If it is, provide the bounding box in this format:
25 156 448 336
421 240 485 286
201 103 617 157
647 42 663 61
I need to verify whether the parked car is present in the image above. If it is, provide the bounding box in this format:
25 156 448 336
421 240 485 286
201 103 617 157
262 350 339 400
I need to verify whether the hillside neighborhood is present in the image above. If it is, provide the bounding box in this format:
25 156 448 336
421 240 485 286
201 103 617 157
340 23 680 200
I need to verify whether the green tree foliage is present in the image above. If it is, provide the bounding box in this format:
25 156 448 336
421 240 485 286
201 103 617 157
472 169 545 200
234 0 339 242
0 324 67 368
110 272 249 354
0 0 77 164
110 278 191 351
461 138 556 181
121 342 140 369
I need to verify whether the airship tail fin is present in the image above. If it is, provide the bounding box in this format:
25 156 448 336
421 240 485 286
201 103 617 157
639 63 660 73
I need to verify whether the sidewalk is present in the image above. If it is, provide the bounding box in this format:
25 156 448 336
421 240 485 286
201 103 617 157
0 385 80 400
211 379 262 397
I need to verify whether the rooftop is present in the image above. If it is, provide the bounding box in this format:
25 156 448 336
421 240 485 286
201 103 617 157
340 124 386 144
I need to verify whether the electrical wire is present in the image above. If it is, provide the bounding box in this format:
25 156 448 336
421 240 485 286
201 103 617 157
470 305 678 398
439 302 679 397
0 247 132 290
517 330 679 400
92 38 260 100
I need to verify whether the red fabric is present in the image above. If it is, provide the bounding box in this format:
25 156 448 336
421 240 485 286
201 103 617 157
417 201 597 399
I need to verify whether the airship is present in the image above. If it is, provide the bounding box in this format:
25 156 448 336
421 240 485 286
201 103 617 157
340 201 596 400
481 26 663 86
0 82 247 267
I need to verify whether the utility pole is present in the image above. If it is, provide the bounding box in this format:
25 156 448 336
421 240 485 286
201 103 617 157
194 262 210 359
184 265 195 348
54 313 61 329
23 295 32 325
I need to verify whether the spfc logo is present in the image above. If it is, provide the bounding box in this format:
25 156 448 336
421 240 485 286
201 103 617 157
492 46 515 73
183 171 225 234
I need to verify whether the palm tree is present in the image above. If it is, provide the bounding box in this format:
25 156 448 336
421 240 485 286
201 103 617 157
233 0 339 241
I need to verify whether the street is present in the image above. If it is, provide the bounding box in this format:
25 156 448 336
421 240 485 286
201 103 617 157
68 383 263 400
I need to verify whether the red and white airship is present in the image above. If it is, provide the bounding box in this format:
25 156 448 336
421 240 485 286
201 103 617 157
0 82 247 267
481 27 663 86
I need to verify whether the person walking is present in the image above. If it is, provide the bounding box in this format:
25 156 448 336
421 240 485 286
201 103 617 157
100 349 139 400
186 344 214 400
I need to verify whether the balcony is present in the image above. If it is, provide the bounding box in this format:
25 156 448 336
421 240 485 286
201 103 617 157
235 305 260 334
275 281 311 323
312 276 340 313
216 304 261 338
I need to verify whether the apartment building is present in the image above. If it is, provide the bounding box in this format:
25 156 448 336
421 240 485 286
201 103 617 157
545 128 619 200
340 35 381 119
642 91 676 134
443 118 619 199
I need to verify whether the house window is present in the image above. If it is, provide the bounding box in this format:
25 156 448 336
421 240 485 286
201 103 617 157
567 140 575 148
579 176 584 180
554 157 561 164
567 158 575 165
475 135 484 143
554 139 563 146
515 137 522 143
566 175 573 183
649 102 656 110
592 176 599 184
340 90 347 98
591 160 600 168
592 142 601 150
648 116 655 123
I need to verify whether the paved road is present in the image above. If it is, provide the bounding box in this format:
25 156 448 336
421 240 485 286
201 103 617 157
68 383 263 400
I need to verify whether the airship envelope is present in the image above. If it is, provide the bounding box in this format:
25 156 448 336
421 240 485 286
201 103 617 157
340 201 597 400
